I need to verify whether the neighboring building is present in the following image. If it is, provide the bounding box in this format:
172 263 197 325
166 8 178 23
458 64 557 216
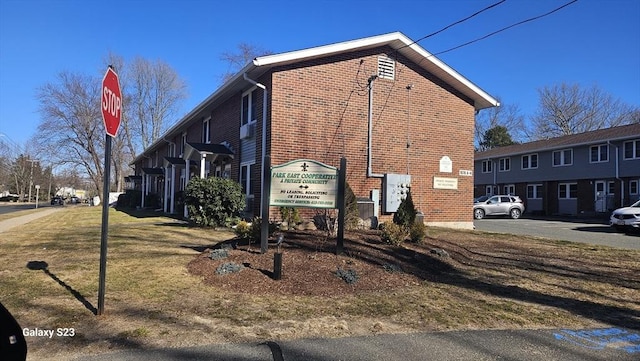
474 123 640 216
130 32 499 229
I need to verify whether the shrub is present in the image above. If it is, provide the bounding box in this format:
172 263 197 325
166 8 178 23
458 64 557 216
344 182 361 230
216 262 244 275
233 220 252 239
185 177 246 228
209 249 229 260
380 222 408 246
409 221 427 243
393 191 417 227
280 207 301 229
335 268 359 284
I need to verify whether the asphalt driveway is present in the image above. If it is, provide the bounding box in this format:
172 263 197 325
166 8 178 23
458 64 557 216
474 216 639 250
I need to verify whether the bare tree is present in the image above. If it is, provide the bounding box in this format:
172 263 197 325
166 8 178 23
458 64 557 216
128 57 188 151
475 98 526 149
219 43 272 83
35 71 106 195
530 83 639 139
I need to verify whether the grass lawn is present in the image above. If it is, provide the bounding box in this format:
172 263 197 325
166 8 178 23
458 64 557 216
1 206 638 360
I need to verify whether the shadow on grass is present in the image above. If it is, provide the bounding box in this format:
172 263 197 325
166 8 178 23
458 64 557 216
253 230 640 331
26 261 97 315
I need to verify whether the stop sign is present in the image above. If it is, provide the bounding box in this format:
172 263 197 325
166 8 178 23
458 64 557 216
101 67 122 137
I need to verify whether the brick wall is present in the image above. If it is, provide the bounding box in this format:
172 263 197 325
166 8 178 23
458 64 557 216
268 47 476 227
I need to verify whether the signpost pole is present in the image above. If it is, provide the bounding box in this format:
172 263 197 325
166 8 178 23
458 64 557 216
336 157 346 255
97 134 111 316
260 155 271 254
97 65 121 316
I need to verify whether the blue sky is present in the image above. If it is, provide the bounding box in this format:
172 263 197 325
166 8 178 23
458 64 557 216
1 0 639 149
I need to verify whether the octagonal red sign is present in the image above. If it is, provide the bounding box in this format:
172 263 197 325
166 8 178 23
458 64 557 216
101 67 122 137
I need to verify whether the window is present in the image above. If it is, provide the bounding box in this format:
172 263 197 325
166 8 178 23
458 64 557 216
527 184 542 199
630 180 639 195
180 132 187 156
590 144 608 163
377 56 395 80
485 185 494 195
482 160 492 173
608 181 615 195
241 89 258 126
240 162 255 196
168 142 175 157
498 158 510 172
559 183 577 199
503 184 515 195
215 164 231 179
522 154 538 169
202 117 211 144
552 149 573 166
624 140 640 159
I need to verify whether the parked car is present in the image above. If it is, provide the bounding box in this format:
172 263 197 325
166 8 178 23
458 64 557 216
609 199 640 233
51 196 64 206
474 195 525 219
69 196 80 204
0 194 19 202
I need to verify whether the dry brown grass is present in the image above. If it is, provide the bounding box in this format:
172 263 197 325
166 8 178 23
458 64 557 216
1 206 638 360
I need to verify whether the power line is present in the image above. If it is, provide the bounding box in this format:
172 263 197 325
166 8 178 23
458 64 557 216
402 0 508 50
432 0 579 56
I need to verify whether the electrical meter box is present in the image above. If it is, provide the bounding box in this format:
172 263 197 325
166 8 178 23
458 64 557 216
383 173 411 213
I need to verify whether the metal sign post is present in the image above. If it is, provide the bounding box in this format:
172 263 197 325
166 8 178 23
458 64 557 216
97 66 121 316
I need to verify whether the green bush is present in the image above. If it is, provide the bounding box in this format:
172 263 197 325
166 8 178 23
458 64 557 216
280 207 301 229
380 222 408 246
344 182 360 230
184 177 246 228
234 217 278 242
234 220 252 239
393 191 417 227
409 221 427 243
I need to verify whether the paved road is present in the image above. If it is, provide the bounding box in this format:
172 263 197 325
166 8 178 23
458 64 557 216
474 216 640 250
72 328 639 361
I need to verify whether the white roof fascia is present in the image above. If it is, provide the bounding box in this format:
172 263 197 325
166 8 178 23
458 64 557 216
254 31 499 110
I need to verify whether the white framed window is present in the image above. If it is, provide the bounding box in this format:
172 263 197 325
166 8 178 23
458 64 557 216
240 162 255 196
559 183 577 199
202 117 211 144
180 132 187 157
522 153 538 170
485 185 494 195
527 184 542 199
377 56 395 80
179 168 186 191
552 149 573 166
241 88 258 126
623 139 640 160
215 164 231 179
498 158 510 172
590 144 608 163
630 180 639 195
482 160 492 173
168 142 175 157
503 184 515 195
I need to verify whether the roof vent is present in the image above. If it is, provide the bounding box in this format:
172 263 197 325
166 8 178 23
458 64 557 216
377 56 395 80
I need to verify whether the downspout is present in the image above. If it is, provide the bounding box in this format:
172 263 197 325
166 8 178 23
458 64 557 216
367 75 383 178
610 141 624 207
162 137 174 213
243 73 268 218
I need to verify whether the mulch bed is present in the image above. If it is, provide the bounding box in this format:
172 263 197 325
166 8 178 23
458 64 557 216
186 230 442 296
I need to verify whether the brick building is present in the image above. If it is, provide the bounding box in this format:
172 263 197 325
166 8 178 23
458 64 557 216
130 32 499 229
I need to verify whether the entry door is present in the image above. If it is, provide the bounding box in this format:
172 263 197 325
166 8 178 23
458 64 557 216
595 181 606 212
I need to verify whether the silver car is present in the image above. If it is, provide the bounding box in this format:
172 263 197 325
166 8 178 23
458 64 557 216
609 199 640 233
474 195 525 219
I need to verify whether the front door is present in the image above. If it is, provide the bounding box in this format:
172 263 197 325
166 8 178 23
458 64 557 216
595 180 606 212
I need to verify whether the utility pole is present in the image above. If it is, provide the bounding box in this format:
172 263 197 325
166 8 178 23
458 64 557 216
27 159 38 202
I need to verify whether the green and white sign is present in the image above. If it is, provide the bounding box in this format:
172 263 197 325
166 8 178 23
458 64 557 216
270 159 338 208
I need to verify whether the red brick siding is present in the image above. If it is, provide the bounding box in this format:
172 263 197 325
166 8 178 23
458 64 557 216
268 47 476 224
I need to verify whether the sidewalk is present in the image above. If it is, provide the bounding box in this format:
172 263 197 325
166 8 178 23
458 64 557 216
0 207 63 233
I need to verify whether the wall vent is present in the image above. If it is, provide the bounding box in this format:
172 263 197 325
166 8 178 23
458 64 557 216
377 56 395 80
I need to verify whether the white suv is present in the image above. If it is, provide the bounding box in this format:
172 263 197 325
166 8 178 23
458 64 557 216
474 195 525 220
610 200 640 233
